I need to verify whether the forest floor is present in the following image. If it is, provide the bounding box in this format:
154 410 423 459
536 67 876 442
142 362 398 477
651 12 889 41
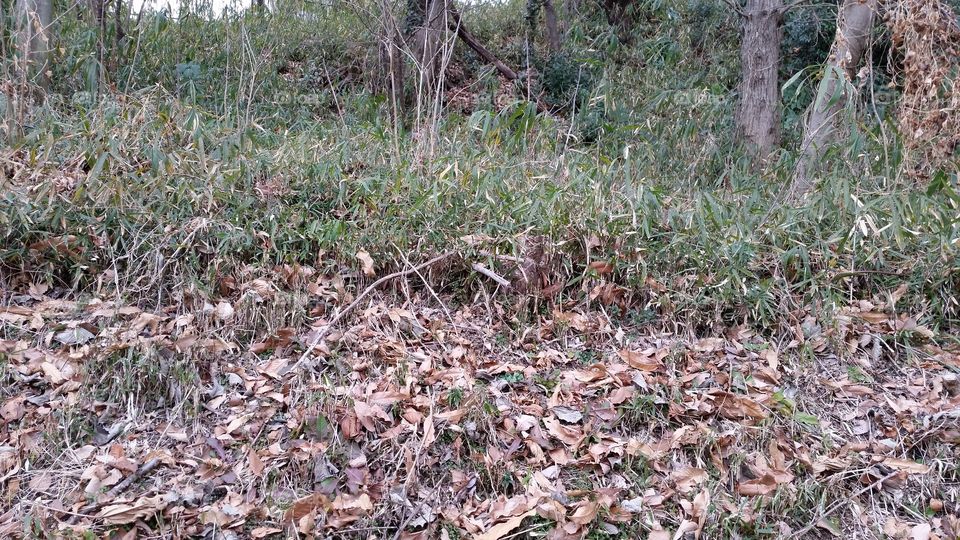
1 268 959 540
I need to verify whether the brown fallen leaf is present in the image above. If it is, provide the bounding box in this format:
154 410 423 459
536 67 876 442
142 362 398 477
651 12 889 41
54 327 95 346
283 493 330 522
250 526 283 539
357 250 376 277
882 458 930 475
736 473 787 496
475 509 536 540
332 493 374 512
354 401 393 432
569 501 599 525
619 349 665 371
671 466 707 494
97 494 170 525
588 260 614 274
0 396 26 422
551 406 584 424
711 391 768 420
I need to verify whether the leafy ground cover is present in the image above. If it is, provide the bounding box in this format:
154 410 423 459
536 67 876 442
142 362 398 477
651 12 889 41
3 1 960 538
1 255 958 538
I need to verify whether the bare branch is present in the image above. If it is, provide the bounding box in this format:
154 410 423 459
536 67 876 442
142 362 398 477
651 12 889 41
293 252 456 369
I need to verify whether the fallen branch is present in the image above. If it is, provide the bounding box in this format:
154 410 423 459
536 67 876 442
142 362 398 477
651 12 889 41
471 262 511 289
105 458 162 499
446 5 518 80
294 252 456 369
68 458 163 524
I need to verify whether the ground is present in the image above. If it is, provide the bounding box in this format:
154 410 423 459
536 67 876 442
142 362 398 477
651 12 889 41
0 265 958 539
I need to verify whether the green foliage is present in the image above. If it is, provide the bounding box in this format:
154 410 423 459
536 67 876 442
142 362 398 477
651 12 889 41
539 52 595 111
2 0 958 334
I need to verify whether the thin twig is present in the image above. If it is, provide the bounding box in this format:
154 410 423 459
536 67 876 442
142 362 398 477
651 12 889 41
829 269 906 281
293 252 456 370
789 471 899 539
396 246 454 325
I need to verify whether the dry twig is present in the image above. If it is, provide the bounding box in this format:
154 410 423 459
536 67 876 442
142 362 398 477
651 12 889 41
293 252 455 369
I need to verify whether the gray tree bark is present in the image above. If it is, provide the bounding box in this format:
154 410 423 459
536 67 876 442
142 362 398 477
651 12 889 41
410 0 450 100
792 0 878 196
735 0 784 160
543 0 561 55
15 0 53 90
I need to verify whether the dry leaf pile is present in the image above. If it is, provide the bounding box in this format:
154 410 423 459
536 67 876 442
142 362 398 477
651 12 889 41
887 0 960 181
1 270 958 539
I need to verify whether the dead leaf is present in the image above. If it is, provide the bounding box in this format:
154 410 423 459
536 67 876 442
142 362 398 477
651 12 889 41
911 523 932 540
332 493 373 512
98 494 170 525
619 349 665 371
250 527 283 539
357 250 375 277
354 401 392 432
551 406 583 424
621 497 643 514
671 466 707 494
570 501 599 525
1 397 26 422
883 458 930 475
476 509 536 540
737 473 785 496
55 327 95 346
283 493 329 522
588 260 614 274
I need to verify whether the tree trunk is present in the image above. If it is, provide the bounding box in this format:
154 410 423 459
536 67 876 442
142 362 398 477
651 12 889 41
378 0 405 125
543 0 561 55
735 0 783 160
15 0 53 90
114 0 125 43
792 0 877 197
410 0 450 99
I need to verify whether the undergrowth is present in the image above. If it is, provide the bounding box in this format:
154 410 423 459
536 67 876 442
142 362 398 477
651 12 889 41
1 0 959 336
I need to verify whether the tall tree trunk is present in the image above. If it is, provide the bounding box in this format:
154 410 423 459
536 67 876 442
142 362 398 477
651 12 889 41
114 0 125 43
378 0 405 125
735 0 783 160
792 0 877 197
15 0 53 90
410 0 449 100
543 0 561 55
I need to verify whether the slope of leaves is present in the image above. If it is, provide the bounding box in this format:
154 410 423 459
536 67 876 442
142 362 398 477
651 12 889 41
1 265 957 539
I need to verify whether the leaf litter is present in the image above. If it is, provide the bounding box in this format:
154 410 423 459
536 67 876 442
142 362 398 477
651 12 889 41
0 269 958 539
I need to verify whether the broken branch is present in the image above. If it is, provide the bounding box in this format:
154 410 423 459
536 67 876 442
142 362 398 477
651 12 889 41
294 252 456 368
